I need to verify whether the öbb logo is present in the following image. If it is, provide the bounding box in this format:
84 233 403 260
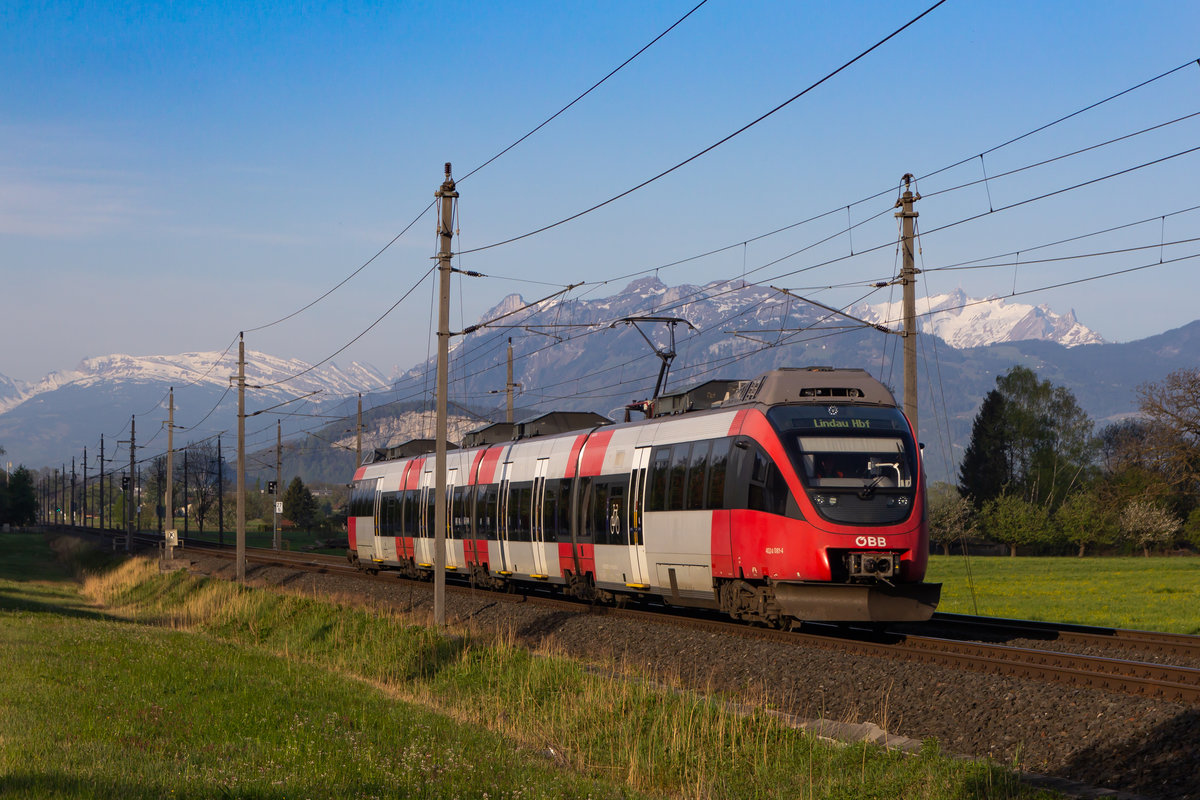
854 536 887 547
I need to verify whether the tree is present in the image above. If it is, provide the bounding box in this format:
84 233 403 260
977 494 1051 556
927 482 974 555
959 367 1096 511
1182 508 1200 552
184 442 225 532
996 366 1096 507
1118 499 1180 557
1137 368 1200 496
1053 489 1116 557
958 390 1011 508
13 467 41 526
282 476 318 531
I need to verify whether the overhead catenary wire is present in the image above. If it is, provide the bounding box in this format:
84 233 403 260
225 3 708 344
547 58 1200 302
84 55 1200 459
458 0 711 183
65 54 1200 474
456 0 950 256
257 264 436 389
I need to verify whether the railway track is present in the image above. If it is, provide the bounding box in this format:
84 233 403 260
169 539 1200 706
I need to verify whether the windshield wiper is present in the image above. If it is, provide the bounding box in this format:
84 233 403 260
858 475 884 500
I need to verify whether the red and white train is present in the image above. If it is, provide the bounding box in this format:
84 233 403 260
347 367 940 625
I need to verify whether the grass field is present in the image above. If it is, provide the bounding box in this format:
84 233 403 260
929 554 1200 634
0 530 1057 800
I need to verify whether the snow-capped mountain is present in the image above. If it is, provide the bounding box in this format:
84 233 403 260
10 276 1199 485
853 288 1105 349
0 351 388 415
0 373 29 415
0 350 389 469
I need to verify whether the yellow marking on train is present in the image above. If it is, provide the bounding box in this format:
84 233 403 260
498 570 513 576
529 574 549 580
625 583 650 590
417 562 433 568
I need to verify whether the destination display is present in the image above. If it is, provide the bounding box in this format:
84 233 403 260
767 405 910 434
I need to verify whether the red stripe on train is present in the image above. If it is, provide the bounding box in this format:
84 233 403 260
578 429 614 477
564 435 587 479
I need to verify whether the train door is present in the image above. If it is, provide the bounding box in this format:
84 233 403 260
530 458 550 577
627 446 652 587
446 468 461 569
415 469 434 567
497 460 512 574
372 480 385 563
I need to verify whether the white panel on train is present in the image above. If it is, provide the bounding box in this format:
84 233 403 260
643 509 712 593
636 410 739 448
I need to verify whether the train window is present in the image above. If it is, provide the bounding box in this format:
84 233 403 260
401 489 416 535
425 484 436 538
687 441 709 510
451 485 471 539
707 438 730 510
558 478 573 541
349 481 377 518
746 446 791 517
647 447 671 512
607 483 626 545
543 479 556 541
509 482 532 542
668 442 690 511
589 480 610 544
475 483 498 539
576 477 593 542
796 436 912 489
382 492 401 537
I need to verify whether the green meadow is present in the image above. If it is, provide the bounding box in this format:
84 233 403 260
0 530 1057 800
929 554 1200 634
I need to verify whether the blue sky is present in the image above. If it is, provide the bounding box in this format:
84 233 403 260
3 0 1199 385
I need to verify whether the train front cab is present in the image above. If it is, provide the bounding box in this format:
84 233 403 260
347 468 380 567
720 404 940 624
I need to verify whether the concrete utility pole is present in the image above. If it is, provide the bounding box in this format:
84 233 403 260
70 458 76 525
127 415 135 551
182 449 189 537
99 435 105 532
506 338 518 424
274 420 281 550
433 162 458 627
217 434 225 545
166 388 175 540
356 393 363 466
82 448 87 528
236 333 246 582
894 174 921 439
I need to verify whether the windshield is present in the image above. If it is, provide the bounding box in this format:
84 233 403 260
797 436 911 490
768 405 917 493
